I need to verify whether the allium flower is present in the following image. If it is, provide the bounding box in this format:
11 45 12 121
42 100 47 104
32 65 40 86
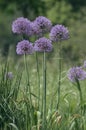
34 37 53 52
5 72 13 80
50 24 69 42
12 17 32 36
30 21 41 36
33 16 52 36
67 67 86 82
16 40 34 55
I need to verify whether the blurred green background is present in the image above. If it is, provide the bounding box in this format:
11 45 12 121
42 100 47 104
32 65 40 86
0 0 86 64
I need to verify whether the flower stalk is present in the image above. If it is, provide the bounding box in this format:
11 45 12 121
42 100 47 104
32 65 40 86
56 42 62 109
24 54 32 130
75 79 83 113
42 51 47 130
36 52 40 109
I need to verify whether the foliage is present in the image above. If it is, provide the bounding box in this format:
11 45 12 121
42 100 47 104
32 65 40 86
0 0 86 63
0 0 46 18
46 0 72 24
65 0 86 11
0 47 86 130
0 15 86 130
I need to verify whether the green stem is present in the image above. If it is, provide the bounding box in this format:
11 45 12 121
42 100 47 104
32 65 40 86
42 51 47 130
4 123 7 130
76 79 83 112
36 52 40 109
74 79 84 130
24 54 32 104
24 54 32 130
56 42 62 109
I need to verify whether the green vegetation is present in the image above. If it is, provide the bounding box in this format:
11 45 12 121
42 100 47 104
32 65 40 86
0 0 86 63
0 0 86 130
0 45 86 130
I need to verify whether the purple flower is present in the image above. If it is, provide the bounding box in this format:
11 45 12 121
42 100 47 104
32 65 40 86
16 40 34 55
30 21 41 36
5 72 13 80
12 17 32 36
33 16 52 37
67 67 86 82
50 24 69 42
34 37 53 52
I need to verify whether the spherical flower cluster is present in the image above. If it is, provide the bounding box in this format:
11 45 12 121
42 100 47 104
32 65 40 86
30 21 41 36
50 24 69 42
12 17 32 36
33 16 52 36
16 40 34 55
34 37 53 52
5 72 13 80
67 67 86 82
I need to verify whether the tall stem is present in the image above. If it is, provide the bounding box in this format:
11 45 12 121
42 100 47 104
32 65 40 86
56 42 62 109
76 79 83 112
76 79 84 130
24 54 32 130
36 52 40 109
24 54 32 102
42 51 47 130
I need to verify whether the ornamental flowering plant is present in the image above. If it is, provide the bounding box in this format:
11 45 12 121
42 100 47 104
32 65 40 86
16 40 34 55
12 16 55 130
67 62 86 110
1 15 85 130
67 67 86 82
12 17 32 36
34 37 53 52
34 16 52 37
50 24 69 42
11 16 70 130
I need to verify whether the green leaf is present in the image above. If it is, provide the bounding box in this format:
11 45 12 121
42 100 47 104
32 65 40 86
8 123 19 130
69 121 75 130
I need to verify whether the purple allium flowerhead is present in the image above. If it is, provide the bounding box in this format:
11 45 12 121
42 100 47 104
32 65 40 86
34 37 53 52
50 24 69 42
5 72 13 80
33 16 52 37
16 40 34 55
67 67 86 82
30 21 41 36
12 17 32 36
